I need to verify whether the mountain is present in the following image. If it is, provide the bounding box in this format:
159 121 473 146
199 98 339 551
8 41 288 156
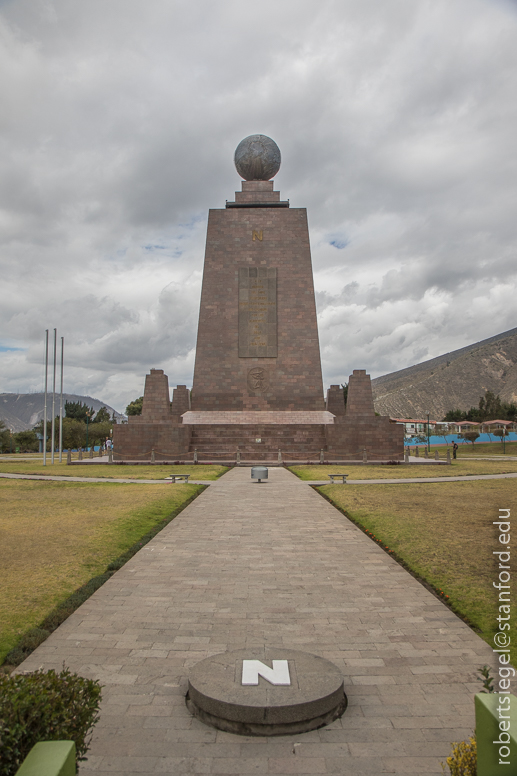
371 327 517 420
0 393 126 432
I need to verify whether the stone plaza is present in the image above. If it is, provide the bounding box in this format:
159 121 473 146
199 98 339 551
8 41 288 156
17 466 495 775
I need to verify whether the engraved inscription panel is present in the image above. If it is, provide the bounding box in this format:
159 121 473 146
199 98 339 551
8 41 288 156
238 267 277 358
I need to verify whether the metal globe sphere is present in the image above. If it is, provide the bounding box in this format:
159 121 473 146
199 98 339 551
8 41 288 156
234 135 281 181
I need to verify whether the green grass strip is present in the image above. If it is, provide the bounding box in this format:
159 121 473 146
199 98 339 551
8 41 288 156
1 484 205 671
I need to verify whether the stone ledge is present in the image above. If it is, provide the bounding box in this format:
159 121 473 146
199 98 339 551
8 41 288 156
182 411 336 425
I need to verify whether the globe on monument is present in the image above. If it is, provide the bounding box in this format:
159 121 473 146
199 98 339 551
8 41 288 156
234 134 281 181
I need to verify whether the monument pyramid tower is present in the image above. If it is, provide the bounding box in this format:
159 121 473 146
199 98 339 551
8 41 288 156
114 135 403 462
191 134 324 412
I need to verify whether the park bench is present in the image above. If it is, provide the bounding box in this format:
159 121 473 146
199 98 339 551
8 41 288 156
165 473 191 483
327 473 348 484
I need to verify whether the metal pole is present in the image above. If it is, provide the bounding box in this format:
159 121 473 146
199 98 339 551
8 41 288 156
43 330 48 466
59 336 64 462
427 413 430 452
51 328 57 464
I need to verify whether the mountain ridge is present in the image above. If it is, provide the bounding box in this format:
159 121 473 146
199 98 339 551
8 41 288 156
0 393 125 432
371 326 517 420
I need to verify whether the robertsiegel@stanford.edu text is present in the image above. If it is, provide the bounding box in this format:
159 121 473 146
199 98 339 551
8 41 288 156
493 508 512 766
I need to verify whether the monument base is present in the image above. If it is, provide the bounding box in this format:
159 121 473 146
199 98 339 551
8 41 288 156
113 369 404 463
113 421 191 462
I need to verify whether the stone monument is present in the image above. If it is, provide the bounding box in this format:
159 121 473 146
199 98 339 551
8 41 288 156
114 135 403 462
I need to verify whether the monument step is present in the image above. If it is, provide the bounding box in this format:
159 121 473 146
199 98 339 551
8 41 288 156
189 427 327 454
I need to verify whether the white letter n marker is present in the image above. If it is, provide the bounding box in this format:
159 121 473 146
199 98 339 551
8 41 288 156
241 660 291 686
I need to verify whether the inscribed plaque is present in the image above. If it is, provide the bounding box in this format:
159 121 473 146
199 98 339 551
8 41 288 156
238 267 277 357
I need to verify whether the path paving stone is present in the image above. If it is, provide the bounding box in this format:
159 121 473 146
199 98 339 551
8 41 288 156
2 470 517 485
17 466 494 775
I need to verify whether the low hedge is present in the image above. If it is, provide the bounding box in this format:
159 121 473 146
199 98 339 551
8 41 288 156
0 666 102 776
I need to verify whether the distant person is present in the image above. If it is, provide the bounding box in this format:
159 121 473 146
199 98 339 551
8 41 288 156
452 442 458 459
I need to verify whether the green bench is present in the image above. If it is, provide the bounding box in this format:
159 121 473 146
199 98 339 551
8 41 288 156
476 692 516 773
16 741 75 776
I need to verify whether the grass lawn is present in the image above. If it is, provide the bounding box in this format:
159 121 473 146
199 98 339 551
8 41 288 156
289 459 517 480
0 479 204 665
317 479 517 664
0 460 228 480
418 441 517 457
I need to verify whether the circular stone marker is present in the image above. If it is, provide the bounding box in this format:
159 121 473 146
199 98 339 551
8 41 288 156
234 134 281 181
186 648 347 736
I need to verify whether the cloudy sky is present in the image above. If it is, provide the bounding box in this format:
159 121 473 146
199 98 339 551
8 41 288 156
1 0 516 413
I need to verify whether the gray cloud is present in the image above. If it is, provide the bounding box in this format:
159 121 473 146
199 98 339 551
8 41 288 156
0 0 516 411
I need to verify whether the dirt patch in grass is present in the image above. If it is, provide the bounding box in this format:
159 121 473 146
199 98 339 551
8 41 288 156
289 459 517 480
0 479 204 666
0 461 229 480
318 479 517 664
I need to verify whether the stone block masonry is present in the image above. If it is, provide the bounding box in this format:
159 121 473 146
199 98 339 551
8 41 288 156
113 369 191 460
326 370 404 460
191 181 325 412
113 147 404 462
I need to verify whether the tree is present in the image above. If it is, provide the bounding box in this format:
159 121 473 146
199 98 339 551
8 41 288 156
65 401 94 422
0 420 11 453
85 421 112 448
443 408 467 422
12 429 39 452
462 432 480 446
126 396 143 416
479 390 502 420
432 425 452 446
34 417 86 451
493 428 508 444
93 406 110 423
443 391 517 423
61 418 87 450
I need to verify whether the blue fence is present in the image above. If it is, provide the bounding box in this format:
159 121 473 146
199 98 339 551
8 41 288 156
405 432 517 446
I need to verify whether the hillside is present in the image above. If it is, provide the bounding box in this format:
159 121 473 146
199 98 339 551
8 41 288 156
371 327 517 420
0 393 125 432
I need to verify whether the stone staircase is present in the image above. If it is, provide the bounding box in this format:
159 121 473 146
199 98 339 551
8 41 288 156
188 423 327 462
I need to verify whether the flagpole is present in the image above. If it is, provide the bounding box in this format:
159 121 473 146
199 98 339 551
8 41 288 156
59 336 64 462
43 330 48 466
51 328 57 464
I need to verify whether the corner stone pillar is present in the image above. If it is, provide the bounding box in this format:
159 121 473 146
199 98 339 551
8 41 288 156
141 369 172 420
171 385 190 420
112 369 192 461
346 370 376 416
325 369 404 461
326 385 345 416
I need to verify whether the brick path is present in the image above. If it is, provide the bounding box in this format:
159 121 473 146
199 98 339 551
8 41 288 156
17 466 494 775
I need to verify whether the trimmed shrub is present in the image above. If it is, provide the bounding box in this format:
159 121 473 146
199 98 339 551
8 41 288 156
0 666 102 776
441 735 476 775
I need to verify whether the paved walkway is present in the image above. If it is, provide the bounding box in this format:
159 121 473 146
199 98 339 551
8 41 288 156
17 467 495 775
0 472 212 485
2 470 517 486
